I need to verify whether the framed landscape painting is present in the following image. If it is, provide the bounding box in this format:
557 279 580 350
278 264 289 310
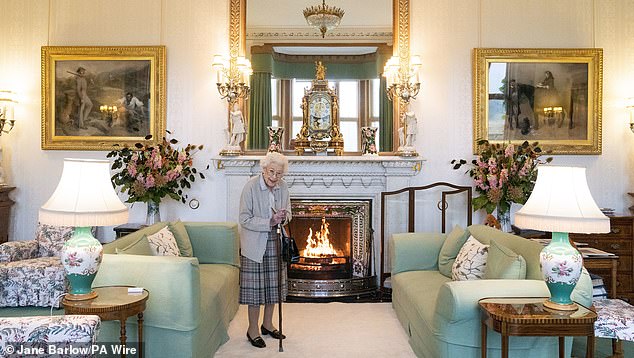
472 48 603 155
41 46 166 150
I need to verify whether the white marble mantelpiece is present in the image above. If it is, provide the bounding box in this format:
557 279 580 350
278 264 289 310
216 155 423 279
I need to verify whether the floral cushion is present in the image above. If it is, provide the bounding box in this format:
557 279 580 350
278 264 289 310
35 224 75 257
593 299 634 341
0 315 100 357
0 241 38 263
146 226 180 256
451 236 489 281
0 257 67 308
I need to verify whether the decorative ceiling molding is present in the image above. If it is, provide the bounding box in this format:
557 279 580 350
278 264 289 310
271 51 378 64
247 26 392 43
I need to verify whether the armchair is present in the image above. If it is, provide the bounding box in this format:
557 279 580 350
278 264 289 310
0 224 79 308
0 315 101 357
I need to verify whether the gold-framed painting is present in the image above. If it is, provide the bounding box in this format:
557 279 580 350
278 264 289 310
41 46 166 150
473 48 603 155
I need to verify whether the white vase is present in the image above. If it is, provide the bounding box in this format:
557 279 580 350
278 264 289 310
146 200 161 225
496 207 512 233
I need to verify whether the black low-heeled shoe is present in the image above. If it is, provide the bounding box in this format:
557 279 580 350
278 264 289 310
247 332 266 348
261 325 286 339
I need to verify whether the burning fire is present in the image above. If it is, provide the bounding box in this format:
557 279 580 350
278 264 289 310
303 217 343 257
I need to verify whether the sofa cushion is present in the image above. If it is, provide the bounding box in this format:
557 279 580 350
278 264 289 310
451 236 488 281
438 226 470 278
169 220 194 257
467 225 544 280
147 226 180 256
484 238 527 279
115 235 153 256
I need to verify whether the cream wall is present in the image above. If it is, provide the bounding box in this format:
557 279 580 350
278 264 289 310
0 0 632 242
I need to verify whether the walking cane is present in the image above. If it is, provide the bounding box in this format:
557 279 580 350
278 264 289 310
276 223 284 352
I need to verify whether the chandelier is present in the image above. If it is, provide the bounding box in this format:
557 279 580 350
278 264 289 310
303 0 345 38
383 55 422 103
212 55 252 104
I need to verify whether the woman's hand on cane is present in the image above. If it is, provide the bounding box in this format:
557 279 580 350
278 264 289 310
270 208 287 226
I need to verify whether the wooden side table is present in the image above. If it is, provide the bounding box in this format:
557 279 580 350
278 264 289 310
113 223 147 239
583 255 619 298
479 297 597 358
0 186 15 244
62 286 149 357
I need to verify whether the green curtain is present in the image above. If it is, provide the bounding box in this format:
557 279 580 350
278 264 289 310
379 77 393 151
251 54 378 80
248 72 272 150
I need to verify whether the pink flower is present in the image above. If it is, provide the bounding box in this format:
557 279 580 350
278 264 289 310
144 175 155 189
151 148 162 170
178 151 187 164
127 162 137 177
499 169 509 186
504 144 515 158
487 174 498 189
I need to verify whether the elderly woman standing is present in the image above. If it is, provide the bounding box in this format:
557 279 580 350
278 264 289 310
238 152 291 348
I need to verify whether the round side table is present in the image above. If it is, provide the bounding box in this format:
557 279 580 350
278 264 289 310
62 285 149 358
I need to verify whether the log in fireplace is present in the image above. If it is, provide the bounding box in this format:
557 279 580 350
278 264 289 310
287 199 376 298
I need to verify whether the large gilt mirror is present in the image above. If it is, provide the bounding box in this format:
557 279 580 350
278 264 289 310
229 0 410 155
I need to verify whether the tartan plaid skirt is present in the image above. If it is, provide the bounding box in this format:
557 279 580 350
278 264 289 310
239 231 288 305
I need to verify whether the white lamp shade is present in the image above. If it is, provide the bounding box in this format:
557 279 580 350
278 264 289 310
514 166 609 234
39 158 128 227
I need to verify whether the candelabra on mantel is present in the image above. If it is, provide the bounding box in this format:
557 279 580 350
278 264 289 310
213 55 252 156
383 56 422 157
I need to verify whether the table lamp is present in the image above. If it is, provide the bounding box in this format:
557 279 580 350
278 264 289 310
39 158 128 300
515 166 609 311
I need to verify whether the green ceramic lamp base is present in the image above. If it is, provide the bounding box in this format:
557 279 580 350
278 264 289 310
61 226 103 301
540 232 583 311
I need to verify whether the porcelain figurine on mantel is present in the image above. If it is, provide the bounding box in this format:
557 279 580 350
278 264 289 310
220 103 246 156
361 126 378 156
396 105 418 157
267 126 284 153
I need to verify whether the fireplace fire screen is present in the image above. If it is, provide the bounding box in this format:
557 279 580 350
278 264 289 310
287 200 375 298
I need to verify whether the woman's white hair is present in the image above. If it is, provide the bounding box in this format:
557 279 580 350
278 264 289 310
260 152 289 173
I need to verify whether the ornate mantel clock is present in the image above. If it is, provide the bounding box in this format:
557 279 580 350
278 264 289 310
295 61 344 155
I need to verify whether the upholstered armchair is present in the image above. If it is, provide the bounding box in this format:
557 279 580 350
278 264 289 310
0 224 78 308
0 315 101 357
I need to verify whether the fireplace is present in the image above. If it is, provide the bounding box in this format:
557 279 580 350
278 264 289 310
217 156 423 298
287 199 376 298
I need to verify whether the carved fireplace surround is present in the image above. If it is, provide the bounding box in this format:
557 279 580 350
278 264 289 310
216 155 423 293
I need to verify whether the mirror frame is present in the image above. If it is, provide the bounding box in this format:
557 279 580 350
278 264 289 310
229 0 410 155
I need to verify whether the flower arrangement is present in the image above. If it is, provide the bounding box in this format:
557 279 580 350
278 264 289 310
451 140 552 216
107 131 206 204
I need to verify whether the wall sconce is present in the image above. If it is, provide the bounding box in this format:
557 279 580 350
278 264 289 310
627 98 634 133
0 90 17 135
383 55 422 103
212 55 252 104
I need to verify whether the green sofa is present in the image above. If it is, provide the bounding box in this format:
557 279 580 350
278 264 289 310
93 221 240 358
390 224 593 358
